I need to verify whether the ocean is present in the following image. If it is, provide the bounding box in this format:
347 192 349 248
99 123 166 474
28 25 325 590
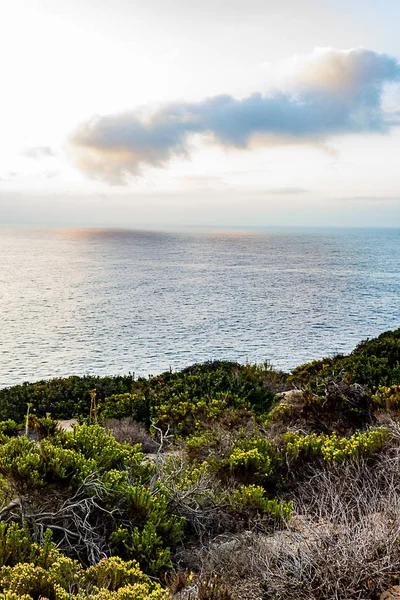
0 227 399 388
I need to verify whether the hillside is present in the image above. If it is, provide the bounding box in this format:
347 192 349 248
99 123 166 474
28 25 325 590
0 329 399 598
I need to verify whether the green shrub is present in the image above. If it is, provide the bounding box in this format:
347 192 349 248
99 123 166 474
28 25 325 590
110 524 173 576
372 385 400 411
0 425 148 491
229 484 292 522
0 526 168 599
0 436 45 488
29 414 58 439
99 394 151 424
0 375 136 423
0 435 100 489
185 430 220 462
59 425 144 472
155 393 233 436
0 420 19 437
124 484 185 543
85 556 166 592
283 432 326 461
0 523 37 567
284 427 389 464
38 439 98 484
0 554 168 600
321 428 389 462
104 483 185 575
266 402 295 423
289 329 400 390
217 435 281 485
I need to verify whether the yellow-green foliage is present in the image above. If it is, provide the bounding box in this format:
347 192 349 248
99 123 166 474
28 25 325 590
0 436 97 489
124 485 184 543
110 524 173 576
0 594 32 600
267 402 295 423
0 556 169 600
283 432 325 460
228 446 269 476
99 393 150 424
372 385 400 411
284 427 389 463
0 429 183 576
59 424 144 471
155 393 231 435
0 420 19 437
29 413 58 439
229 484 292 522
321 428 389 462
85 557 169 598
0 425 146 491
164 459 209 493
83 587 168 599
109 485 185 575
185 430 219 461
0 524 55 568
0 333 398 598
226 435 280 481
0 528 168 600
0 437 45 488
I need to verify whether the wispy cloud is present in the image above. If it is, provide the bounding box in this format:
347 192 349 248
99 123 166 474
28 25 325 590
21 146 56 160
69 48 400 184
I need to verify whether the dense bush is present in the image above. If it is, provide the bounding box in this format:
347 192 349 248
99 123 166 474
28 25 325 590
0 527 168 599
0 375 136 423
0 426 146 491
227 485 292 523
0 361 284 426
290 328 400 390
221 435 281 485
283 427 389 463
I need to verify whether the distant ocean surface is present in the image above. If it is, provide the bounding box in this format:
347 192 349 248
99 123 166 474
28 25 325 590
0 227 399 388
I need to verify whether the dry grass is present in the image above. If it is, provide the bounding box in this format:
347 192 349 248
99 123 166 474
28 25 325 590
190 423 400 600
104 418 158 453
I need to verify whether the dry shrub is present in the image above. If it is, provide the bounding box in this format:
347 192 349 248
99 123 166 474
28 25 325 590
268 380 374 438
199 532 272 600
263 424 400 599
104 418 158 453
193 423 400 600
165 569 192 594
193 575 234 600
171 571 236 600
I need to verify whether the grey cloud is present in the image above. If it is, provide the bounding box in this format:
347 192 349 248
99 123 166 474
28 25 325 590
69 48 400 184
22 146 56 160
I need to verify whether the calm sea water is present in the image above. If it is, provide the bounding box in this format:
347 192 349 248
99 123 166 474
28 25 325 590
0 227 399 388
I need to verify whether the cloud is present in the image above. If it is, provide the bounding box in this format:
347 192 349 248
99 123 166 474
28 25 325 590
267 187 308 195
44 170 60 179
338 195 400 203
22 146 56 160
69 48 400 184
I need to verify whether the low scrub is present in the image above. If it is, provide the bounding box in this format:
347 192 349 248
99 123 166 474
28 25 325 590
0 330 398 598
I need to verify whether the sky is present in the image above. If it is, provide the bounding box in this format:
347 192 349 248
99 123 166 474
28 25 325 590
1 0 400 228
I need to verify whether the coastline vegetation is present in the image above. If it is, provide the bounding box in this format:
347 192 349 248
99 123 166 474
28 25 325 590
0 329 399 598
